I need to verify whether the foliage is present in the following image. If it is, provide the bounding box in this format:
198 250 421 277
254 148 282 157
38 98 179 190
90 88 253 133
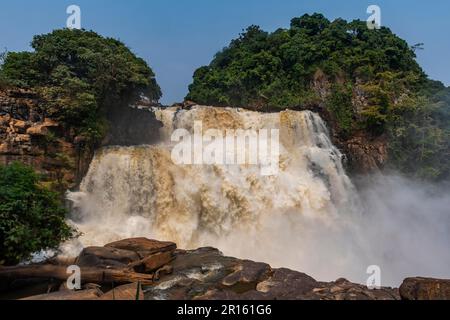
187 13 449 181
0 29 162 144
187 14 423 111
0 162 75 265
388 82 450 180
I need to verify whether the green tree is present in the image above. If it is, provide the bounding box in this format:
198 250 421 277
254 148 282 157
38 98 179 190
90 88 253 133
0 29 162 144
0 163 75 265
187 13 449 181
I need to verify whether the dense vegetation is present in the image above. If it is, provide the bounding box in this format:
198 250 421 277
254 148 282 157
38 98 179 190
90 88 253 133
0 163 74 265
187 14 450 180
0 29 162 144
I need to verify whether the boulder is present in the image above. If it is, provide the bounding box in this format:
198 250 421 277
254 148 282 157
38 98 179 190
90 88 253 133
400 277 450 300
254 268 320 300
105 238 176 258
98 282 144 300
136 251 175 273
76 246 140 269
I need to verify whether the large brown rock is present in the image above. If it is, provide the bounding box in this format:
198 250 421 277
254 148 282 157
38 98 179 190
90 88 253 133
76 246 140 269
253 268 320 300
400 277 450 300
105 238 176 258
98 283 144 301
138 251 175 273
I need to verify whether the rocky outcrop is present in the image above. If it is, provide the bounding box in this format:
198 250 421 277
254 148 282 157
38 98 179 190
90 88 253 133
0 238 417 301
4 238 450 300
0 89 163 193
336 131 388 174
399 277 450 300
0 88 93 192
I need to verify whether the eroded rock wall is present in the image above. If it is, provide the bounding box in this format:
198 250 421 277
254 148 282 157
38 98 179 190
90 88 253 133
0 89 92 193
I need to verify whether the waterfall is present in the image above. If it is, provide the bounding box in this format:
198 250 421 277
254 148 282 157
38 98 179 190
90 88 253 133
63 106 365 279
61 106 450 286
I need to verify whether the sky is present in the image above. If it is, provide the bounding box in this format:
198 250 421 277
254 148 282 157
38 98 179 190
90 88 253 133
0 0 449 105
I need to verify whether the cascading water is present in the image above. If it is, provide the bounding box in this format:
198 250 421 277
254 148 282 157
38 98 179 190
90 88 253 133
63 106 450 286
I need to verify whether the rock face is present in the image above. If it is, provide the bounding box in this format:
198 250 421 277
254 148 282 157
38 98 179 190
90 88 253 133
338 131 388 174
399 277 450 300
103 103 162 146
0 89 163 193
145 247 399 301
0 88 93 192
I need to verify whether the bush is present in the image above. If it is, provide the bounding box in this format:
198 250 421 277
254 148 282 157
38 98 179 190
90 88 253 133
0 162 75 265
0 29 162 145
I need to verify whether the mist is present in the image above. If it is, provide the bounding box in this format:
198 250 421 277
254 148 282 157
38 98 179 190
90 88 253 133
213 173 450 287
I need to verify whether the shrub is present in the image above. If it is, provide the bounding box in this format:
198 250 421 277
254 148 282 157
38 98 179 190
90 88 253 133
0 162 75 265
0 29 162 145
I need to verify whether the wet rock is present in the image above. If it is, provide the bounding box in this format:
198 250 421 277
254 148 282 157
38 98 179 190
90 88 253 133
105 238 177 258
153 265 174 281
254 268 320 300
400 277 450 300
221 260 272 293
99 283 144 300
76 246 140 269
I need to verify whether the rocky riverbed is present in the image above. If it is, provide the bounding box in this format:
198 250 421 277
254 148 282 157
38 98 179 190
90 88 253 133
1 238 449 300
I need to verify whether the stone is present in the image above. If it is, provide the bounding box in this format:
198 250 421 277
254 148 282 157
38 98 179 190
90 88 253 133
255 268 320 300
14 134 31 143
21 289 102 300
98 282 144 300
0 143 10 154
76 246 140 269
154 264 174 281
12 120 28 133
105 238 177 258
400 277 450 300
221 260 272 292
139 251 175 273
26 124 48 136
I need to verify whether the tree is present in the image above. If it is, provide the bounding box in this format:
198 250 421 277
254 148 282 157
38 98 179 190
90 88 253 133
0 29 162 144
0 163 75 265
186 13 449 181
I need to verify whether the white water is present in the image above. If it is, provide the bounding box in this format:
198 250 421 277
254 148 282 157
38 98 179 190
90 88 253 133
62 106 450 286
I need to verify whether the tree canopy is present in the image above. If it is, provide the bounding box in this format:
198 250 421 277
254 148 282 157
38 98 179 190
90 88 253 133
187 13 449 181
0 29 162 144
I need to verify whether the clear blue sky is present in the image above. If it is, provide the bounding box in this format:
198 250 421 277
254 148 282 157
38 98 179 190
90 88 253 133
0 0 449 104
